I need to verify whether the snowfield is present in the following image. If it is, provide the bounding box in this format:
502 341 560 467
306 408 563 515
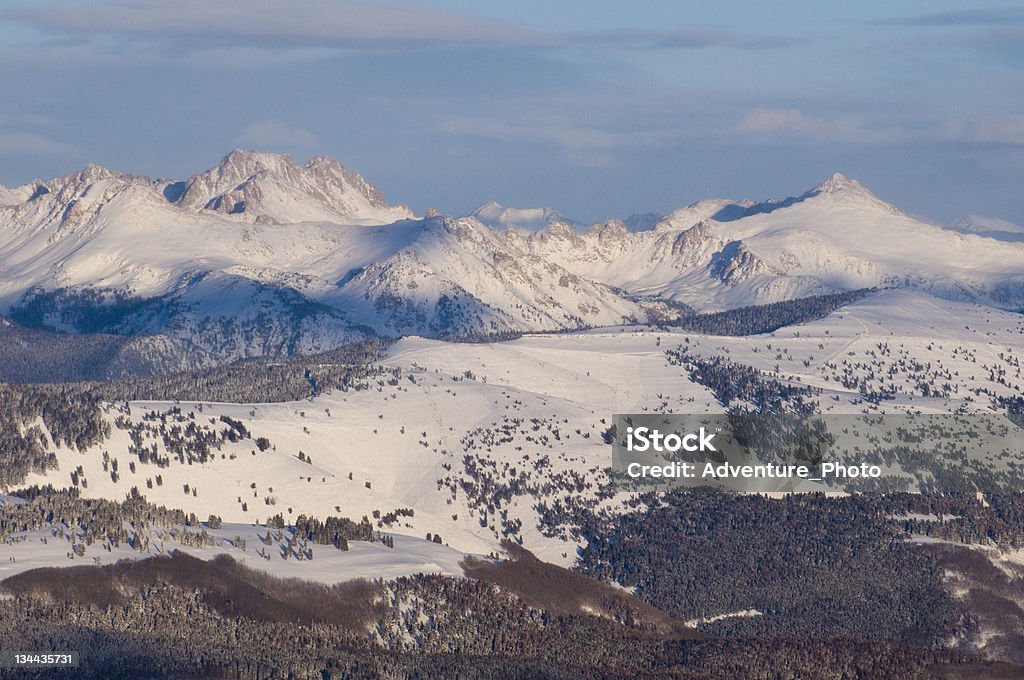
10 289 1024 580
0 505 471 584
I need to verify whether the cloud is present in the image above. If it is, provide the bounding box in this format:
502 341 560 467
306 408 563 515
877 8 1024 28
439 115 673 152
237 122 317 149
5 0 544 50
0 130 74 154
736 108 899 143
939 116 1024 146
0 112 64 129
5 1 798 55
738 108 1024 147
568 27 800 51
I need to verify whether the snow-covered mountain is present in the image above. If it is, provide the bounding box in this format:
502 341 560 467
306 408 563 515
950 214 1024 242
329 216 644 337
15 289 1024 567
2 158 1024 363
175 149 413 225
520 173 1024 311
469 201 580 233
0 183 31 207
621 212 663 232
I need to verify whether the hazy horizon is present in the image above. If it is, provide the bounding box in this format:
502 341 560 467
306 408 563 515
1 0 1021 225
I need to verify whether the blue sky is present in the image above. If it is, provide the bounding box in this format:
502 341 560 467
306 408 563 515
0 1 1022 224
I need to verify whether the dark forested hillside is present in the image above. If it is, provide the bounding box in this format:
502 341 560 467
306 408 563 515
0 320 166 383
0 550 986 680
575 490 966 645
0 385 108 487
0 482 1017 677
666 288 876 336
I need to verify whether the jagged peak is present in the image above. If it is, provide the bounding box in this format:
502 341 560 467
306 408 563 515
803 172 887 205
811 172 868 196
674 219 720 245
19 164 142 206
473 200 504 213
222 148 290 164
0 182 31 206
540 219 580 239
798 172 904 215
304 154 344 171
688 218 718 234
171 149 406 222
470 202 573 233
54 163 130 187
212 149 353 179
210 149 296 178
80 162 116 177
587 219 629 239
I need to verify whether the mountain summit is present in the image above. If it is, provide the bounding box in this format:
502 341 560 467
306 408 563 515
797 172 903 215
2 160 1023 361
813 172 863 194
175 149 414 224
469 201 578 232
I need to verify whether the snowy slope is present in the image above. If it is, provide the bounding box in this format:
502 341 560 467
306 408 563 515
521 174 1024 311
951 215 1024 242
470 201 580 233
19 325 722 565
176 150 414 225
2 162 1024 356
331 216 647 336
0 156 418 303
0 511 472 585
0 183 32 206
14 289 1024 570
0 153 649 351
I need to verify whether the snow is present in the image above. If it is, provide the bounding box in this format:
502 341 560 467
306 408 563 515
7 287 1021 573
4 164 1024 580
176 150 414 225
686 609 763 628
12 325 724 566
5 166 1023 348
0 519 471 584
523 177 1024 312
0 184 31 207
469 201 579 233
950 215 1024 242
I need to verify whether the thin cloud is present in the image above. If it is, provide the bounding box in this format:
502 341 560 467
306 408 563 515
877 7 1024 27
569 28 800 51
739 108 1024 147
237 122 317 149
439 115 673 152
940 116 1024 146
736 108 898 144
6 1 798 54
5 0 545 49
0 130 75 154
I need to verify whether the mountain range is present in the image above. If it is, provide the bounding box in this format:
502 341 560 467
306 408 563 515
2 150 1023 368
